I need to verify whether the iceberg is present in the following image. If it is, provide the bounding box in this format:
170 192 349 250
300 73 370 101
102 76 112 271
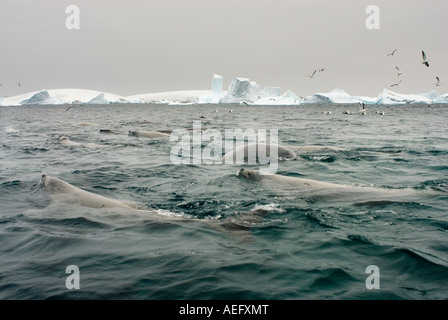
2 74 448 107
19 90 63 105
87 93 109 104
126 90 208 104
260 86 281 97
304 89 368 104
197 91 227 104
219 77 262 104
254 90 300 105
211 74 223 94
420 90 448 104
198 75 286 105
375 89 433 105
49 89 126 104
1 88 127 106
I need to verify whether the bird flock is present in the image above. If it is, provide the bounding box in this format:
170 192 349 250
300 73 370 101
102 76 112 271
386 49 442 88
305 68 325 79
305 50 443 90
0 82 22 98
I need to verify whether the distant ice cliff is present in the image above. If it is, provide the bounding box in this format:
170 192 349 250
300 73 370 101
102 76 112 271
1 75 447 106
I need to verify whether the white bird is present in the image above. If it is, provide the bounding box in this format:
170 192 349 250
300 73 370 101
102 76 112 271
306 70 317 78
435 77 442 86
395 66 403 78
387 49 397 56
358 102 366 115
422 51 430 67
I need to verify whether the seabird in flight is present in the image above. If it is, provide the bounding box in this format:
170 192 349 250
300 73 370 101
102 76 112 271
390 80 402 87
395 66 403 78
306 70 317 78
422 51 430 67
435 77 442 87
387 49 397 56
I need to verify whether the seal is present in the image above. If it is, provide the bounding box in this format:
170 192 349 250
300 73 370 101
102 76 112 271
222 142 296 163
236 168 427 203
40 174 257 240
128 130 170 138
59 135 105 148
41 174 136 209
59 135 81 147
237 168 342 190
99 129 119 134
285 145 347 152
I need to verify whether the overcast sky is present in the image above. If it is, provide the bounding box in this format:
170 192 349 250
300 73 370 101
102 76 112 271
0 0 447 98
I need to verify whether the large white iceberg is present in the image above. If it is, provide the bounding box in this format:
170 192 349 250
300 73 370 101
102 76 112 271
197 74 227 104
418 90 448 104
218 77 262 104
211 74 223 94
126 90 208 104
199 77 292 105
303 89 376 104
376 89 433 105
20 90 61 105
0 88 126 106
254 90 300 105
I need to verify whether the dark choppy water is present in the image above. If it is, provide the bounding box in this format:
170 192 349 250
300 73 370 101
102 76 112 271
1 103 448 300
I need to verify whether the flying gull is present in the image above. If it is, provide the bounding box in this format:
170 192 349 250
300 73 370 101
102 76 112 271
421 51 430 67
395 66 403 78
387 49 397 56
390 80 402 87
306 70 317 78
435 77 442 87
66 104 82 112
318 68 325 72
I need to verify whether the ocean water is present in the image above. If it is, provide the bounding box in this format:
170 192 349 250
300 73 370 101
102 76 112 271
1 103 447 300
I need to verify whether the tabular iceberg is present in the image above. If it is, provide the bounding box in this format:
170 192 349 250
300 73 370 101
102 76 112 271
303 89 377 105
376 89 433 105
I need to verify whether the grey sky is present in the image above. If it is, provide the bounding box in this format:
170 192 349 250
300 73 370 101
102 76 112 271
0 0 447 98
